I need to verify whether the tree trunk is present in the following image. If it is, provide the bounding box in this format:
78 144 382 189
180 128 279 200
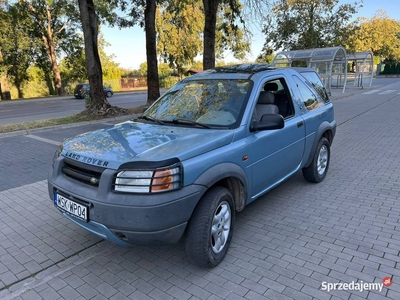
202 0 219 70
145 0 160 105
0 50 11 100
15 78 23 99
42 35 63 95
0 74 11 100
44 70 56 95
78 0 112 114
42 5 63 96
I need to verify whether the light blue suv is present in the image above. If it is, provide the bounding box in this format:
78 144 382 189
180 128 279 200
49 64 336 267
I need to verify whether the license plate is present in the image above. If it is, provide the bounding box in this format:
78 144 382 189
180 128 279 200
54 193 88 221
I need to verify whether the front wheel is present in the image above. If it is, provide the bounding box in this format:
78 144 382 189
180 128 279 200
302 137 330 183
106 91 113 98
185 186 234 268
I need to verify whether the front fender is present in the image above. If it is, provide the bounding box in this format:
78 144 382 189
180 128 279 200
193 162 249 211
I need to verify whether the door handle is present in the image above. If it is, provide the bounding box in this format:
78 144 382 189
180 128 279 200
297 121 304 128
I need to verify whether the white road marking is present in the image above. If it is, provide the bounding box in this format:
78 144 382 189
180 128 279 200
26 134 60 146
379 90 396 95
362 90 380 94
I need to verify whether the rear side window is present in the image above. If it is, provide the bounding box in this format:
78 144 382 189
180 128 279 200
300 71 329 102
292 76 325 111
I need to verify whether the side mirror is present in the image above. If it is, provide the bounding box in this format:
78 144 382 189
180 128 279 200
250 114 284 132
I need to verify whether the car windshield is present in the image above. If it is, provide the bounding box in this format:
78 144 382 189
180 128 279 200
143 79 252 128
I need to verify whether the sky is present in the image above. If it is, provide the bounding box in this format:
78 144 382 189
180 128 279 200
102 0 400 70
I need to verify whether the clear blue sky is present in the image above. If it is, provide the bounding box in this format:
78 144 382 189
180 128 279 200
102 0 399 70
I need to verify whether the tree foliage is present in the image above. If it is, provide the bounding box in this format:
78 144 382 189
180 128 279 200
261 0 361 54
215 1 250 61
202 0 249 69
17 0 82 95
348 10 400 61
95 0 161 104
156 0 204 77
0 3 34 98
156 0 250 74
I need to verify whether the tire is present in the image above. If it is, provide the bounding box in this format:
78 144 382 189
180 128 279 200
302 137 330 183
106 91 113 98
185 186 235 268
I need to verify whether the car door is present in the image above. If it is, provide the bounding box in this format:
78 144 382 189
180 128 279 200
249 75 306 199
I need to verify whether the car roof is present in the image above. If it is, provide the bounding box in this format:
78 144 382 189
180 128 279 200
185 64 316 81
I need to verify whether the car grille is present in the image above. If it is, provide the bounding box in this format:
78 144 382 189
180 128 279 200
62 158 104 187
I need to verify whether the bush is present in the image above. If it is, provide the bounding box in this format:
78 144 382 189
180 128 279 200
159 76 180 88
381 63 400 74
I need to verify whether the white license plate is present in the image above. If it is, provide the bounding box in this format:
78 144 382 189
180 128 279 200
54 193 88 221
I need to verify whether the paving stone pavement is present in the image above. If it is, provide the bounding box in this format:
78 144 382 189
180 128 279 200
0 82 400 299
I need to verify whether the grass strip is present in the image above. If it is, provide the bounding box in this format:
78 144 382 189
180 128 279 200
0 107 141 134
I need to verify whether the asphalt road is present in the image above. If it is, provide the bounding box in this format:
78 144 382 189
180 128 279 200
0 91 151 126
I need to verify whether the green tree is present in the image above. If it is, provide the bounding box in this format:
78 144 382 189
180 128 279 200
215 3 250 61
78 0 114 114
139 62 148 77
0 2 33 99
156 0 203 78
158 63 171 77
190 60 203 70
59 48 87 92
59 32 122 93
202 0 245 69
17 0 82 96
156 0 249 74
0 3 12 99
348 10 400 61
261 0 361 53
96 0 161 105
202 0 271 69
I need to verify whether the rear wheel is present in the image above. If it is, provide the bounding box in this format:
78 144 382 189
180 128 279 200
185 186 234 268
106 91 113 98
302 137 330 183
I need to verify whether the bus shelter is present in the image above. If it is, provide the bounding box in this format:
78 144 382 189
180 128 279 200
347 51 374 88
272 46 348 95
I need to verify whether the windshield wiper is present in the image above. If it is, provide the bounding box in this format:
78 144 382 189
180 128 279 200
136 115 165 125
171 118 211 129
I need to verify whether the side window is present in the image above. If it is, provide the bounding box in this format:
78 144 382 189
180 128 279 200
262 78 295 119
300 71 329 102
292 76 325 111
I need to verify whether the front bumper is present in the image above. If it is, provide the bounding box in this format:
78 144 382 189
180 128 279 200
48 158 206 246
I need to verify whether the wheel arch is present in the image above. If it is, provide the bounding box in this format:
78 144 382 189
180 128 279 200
303 122 335 168
193 162 248 212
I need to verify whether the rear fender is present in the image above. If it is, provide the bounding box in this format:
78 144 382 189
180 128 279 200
303 121 336 168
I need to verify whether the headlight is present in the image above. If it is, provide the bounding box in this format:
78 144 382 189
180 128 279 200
52 143 63 167
114 165 182 193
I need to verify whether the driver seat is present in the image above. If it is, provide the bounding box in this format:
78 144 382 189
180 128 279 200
255 91 279 120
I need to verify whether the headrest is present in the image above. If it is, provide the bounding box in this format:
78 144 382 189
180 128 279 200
258 91 275 104
264 82 278 92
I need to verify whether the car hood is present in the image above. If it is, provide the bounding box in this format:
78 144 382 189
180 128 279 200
61 121 234 169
